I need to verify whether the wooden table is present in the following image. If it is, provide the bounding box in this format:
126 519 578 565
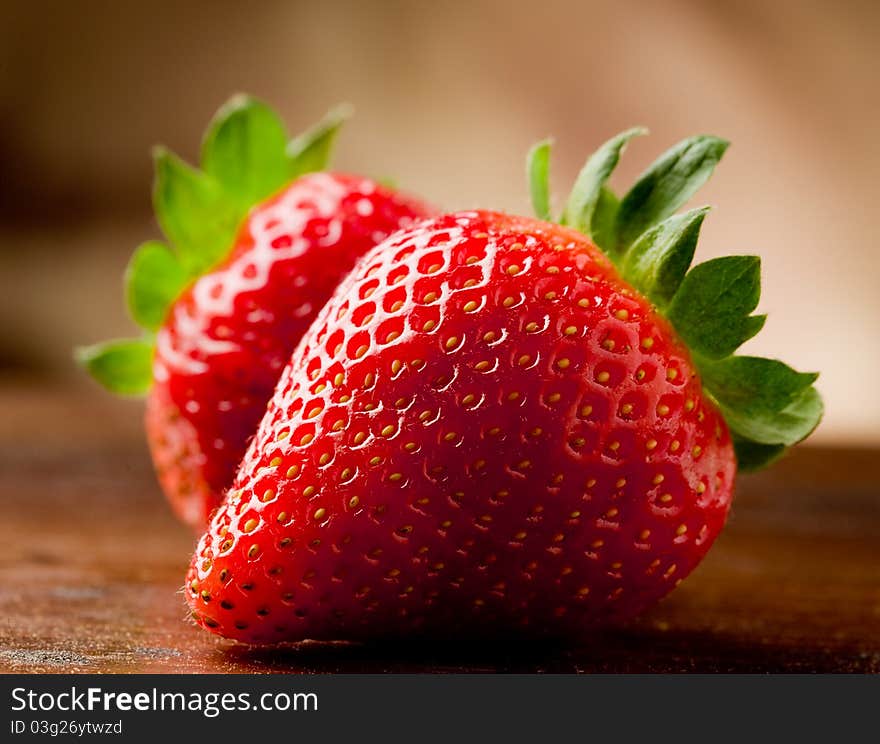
1 386 877 673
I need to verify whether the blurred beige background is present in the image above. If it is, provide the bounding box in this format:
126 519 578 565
1 0 878 444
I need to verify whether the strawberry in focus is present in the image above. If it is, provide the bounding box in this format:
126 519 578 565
79 97 431 528
185 130 822 642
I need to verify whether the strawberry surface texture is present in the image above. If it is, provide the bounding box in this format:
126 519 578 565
185 128 822 642
187 211 735 641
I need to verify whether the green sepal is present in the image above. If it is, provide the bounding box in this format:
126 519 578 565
125 241 189 330
614 135 728 254
731 385 823 447
700 356 818 422
523 129 822 471
701 356 822 446
80 95 350 397
526 139 553 221
561 127 645 250
152 147 241 276
201 94 291 209
288 104 352 178
621 206 708 308
732 436 786 473
590 187 619 254
75 338 154 396
666 255 765 359
156 99 350 280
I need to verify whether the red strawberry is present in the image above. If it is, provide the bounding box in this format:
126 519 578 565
79 96 431 528
186 131 822 642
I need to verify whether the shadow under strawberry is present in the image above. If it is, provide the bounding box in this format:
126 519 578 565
215 622 870 673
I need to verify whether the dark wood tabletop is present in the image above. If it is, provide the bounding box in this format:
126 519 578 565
1 385 877 673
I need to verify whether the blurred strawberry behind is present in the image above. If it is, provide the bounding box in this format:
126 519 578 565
0 0 878 444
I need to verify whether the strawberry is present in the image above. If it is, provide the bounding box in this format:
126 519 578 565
186 130 822 642
78 96 431 528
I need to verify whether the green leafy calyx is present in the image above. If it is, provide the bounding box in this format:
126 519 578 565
79 95 350 394
526 130 822 471
75 339 154 396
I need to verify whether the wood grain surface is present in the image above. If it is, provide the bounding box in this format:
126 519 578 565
1 387 877 673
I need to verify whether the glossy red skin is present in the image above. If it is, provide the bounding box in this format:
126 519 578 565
187 210 736 643
147 173 430 528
